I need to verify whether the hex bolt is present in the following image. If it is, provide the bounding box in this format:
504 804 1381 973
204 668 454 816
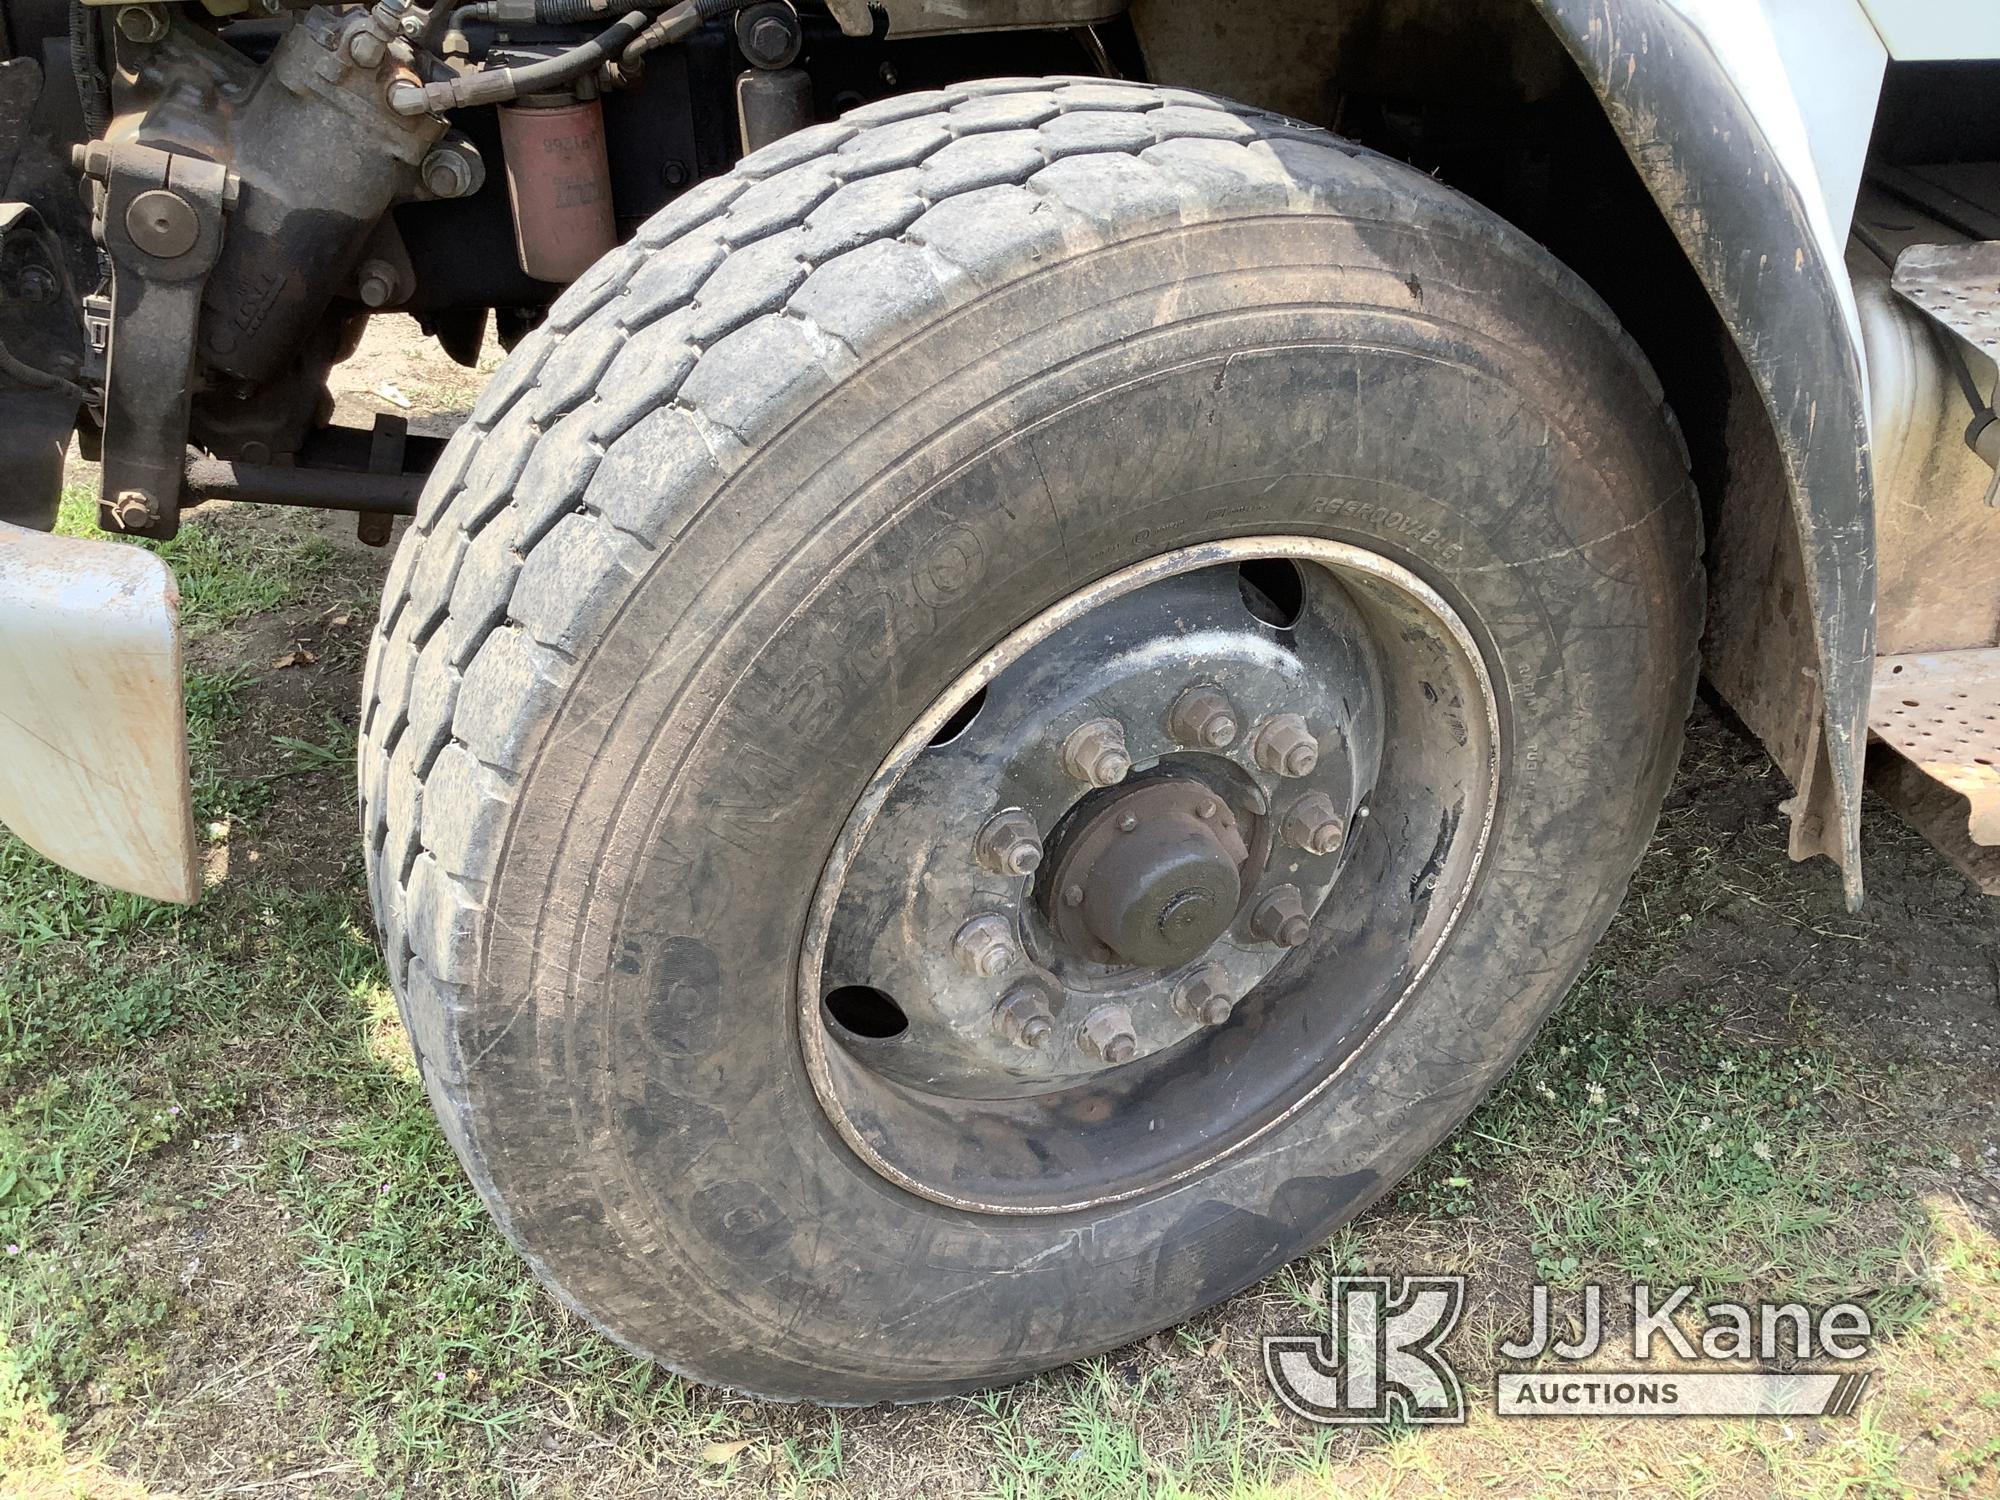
1168 684 1240 749
1079 1004 1138 1065
1173 964 1235 1026
347 25 386 67
115 5 169 44
1250 885 1311 948
356 259 399 308
420 138 485 200
1061 718 1131 788
994 982 1055 1049
1251 713 1319 778
952 913 1018 978
1281 792 1346 856
975 809 1043 877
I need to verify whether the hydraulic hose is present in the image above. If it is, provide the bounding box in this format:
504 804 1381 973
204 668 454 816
391 7 650 110
392 0 751 111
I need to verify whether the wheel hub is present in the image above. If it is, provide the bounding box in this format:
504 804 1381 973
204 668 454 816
815 556 1387 1095
1045 778 1250 969
800 539 1501 1214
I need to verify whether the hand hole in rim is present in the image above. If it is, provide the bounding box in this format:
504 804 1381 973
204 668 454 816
925 685 988 748
823 985 910 1040
1237 559 1304 628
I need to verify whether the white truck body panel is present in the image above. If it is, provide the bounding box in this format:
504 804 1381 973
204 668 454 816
1858 0 2000 61
0 521 199 903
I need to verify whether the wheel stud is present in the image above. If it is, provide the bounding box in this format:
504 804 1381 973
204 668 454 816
1251 714 1319 777
1061 718 1132 787
976 809 1043 876
1249 885 1311 948
953 913 1018 977
1173 963 1235 1026
1168 685 1240 749
1281 792 1346 855
1079 1004 1138 1064
994 981 1056 1049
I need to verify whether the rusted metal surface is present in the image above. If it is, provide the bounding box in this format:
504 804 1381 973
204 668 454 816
0 521 198 904
1892 241 2000 361
1866 748 2000 896
1870 650 2000 847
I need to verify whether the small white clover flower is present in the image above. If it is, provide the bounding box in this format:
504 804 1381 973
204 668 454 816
1752 1140 1773 1162
1696 1114 1714 1133
1585 1083 1607 1107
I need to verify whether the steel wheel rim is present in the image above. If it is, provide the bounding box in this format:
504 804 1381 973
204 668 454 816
799 538 1502 1215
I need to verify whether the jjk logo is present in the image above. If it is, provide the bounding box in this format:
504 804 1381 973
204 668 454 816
1263 1275 1467 1425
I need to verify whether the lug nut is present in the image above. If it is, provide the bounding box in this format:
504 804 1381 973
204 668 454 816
1079 1004 1138 1065
1251 714 1319 778
1250 885 1311 948
976 809 1043 876
1173 963 1235 1026
1061 718 1131 788
994 981 1056 1049
1168 684 1240 749
952 913 1018 977
1281 792 1346 855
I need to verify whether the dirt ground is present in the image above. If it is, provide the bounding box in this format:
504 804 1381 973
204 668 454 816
2 317 1997 1499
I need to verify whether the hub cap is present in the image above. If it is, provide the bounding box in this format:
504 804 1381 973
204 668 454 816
802 540 1499 1214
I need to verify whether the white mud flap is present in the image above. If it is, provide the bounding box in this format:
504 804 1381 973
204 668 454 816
0 521 198 903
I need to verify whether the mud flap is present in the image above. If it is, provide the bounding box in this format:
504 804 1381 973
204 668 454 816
0 521 198 903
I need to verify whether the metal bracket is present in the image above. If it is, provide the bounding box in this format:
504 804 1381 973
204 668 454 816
1892 241 2000 507
82 140 236 540
360 411 408 546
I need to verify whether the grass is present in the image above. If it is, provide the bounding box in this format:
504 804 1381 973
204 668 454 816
0 494 1994 1497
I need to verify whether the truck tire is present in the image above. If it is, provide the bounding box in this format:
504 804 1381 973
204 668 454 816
359 77 1699 1402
